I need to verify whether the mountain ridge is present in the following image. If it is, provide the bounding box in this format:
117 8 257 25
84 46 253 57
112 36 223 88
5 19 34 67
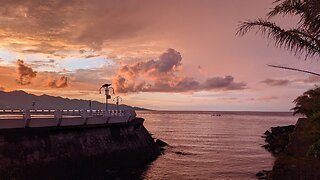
0 90 150 111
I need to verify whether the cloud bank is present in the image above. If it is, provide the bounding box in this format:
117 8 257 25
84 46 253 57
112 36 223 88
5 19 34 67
112 49 246 93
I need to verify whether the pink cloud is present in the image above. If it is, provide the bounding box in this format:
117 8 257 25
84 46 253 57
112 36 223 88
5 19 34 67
113 49 246 93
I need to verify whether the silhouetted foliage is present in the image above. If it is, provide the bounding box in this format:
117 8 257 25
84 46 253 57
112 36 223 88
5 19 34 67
307 139 320 159
238 0 320 58
292 87 320 118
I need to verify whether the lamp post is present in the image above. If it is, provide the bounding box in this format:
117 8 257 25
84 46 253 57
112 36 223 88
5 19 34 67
32 101 36 110
88 100 92 111
99 84 114 113
113 96 122 115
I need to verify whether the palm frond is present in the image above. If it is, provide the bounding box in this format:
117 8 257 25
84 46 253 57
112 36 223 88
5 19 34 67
237 19 320 57
267 0 304 18
268 0 320 35
268 64 320 76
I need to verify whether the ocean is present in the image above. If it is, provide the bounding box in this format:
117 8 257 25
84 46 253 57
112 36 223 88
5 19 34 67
104 111 298 180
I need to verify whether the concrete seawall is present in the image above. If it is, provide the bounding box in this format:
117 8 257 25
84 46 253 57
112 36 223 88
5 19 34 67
0 118 161 179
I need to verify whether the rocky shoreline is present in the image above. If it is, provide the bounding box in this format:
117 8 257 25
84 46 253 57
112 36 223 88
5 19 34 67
258 118 320 180
262 125 295 155
256 125 295 179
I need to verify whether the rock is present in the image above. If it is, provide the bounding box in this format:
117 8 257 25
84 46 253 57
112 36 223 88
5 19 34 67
159 147 166 155
155 139 168 147
273 147 283 154
261 144 269 149
175 151 187 155
174 151 192 155
256 171 267 179
264 130 271 135
262 124 295 155
256 172 264 177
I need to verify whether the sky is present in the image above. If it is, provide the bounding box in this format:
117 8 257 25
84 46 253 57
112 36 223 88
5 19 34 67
0 0 319 111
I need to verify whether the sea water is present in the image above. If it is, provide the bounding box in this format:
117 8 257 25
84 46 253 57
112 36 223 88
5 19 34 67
133 111 297 180
75 111 297 179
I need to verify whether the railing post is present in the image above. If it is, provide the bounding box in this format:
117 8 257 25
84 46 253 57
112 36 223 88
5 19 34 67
23 109 31 128
82 110 89 125
55 109 62 126
104 110 110 117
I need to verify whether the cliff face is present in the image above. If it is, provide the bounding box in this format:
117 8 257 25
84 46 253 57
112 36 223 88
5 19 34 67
0 118 160 179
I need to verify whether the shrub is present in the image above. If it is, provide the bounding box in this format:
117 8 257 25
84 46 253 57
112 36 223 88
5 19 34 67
307 139 320 159
292 87 320 118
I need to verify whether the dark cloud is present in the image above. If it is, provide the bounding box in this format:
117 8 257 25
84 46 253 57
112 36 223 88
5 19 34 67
30 59 56 68
113 49 246 93
203 76 246 90
16 59 37 85
48 76 68 88
257 96 279 101
261 78 290 86
297 75 320 83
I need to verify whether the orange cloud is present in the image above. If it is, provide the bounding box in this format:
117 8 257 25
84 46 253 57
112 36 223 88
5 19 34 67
0 85 4 91
16 59 37 85
48 76 68 88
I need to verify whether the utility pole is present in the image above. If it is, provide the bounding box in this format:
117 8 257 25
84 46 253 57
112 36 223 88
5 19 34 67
99 84 114 113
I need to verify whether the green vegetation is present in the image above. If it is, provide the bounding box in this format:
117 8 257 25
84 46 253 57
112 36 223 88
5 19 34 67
292 87 320 118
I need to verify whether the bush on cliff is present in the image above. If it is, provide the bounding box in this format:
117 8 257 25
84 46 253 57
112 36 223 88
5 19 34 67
292 87 320 119
307 139 320 159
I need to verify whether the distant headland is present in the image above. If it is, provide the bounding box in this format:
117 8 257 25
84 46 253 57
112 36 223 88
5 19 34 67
0 90 151 111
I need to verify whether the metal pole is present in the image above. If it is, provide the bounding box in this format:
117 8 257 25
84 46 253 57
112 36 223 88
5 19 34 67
113 96 121 116
32 101 36 110
116 101 119 112
105 89 108 112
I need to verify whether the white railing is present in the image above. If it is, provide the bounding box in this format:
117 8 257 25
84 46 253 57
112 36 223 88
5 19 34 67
0 109 137 129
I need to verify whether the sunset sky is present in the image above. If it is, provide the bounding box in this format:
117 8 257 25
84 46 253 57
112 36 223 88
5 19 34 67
0 0 319 111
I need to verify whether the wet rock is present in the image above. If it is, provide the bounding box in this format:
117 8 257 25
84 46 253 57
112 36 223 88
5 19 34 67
264 130 271 135
262 125 295 155
155 139 168 147
261 144 269 149
175 151 186 155
256 170 268 179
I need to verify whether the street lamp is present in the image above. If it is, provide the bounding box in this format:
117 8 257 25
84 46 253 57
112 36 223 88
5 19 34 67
88 100 92 111
113 96 122 115
32 101 36 110
99 84 114 113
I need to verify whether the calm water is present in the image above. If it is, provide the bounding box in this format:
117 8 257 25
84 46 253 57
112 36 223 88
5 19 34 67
124 111 297 180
